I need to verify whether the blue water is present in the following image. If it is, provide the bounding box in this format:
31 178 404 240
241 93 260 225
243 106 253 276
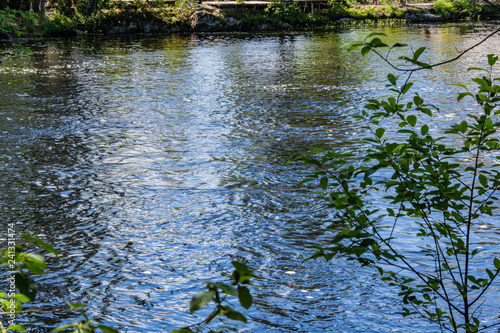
1 21 499 332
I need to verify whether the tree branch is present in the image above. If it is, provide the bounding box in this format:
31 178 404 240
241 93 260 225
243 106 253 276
369 29 500 72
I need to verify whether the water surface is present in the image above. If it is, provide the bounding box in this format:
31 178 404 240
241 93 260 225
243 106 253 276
1 22 500 332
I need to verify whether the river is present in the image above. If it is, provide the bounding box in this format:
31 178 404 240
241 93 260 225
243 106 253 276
1 21 499 332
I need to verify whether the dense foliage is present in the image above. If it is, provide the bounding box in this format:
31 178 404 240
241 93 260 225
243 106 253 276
0 0 484 37
433 0 482 18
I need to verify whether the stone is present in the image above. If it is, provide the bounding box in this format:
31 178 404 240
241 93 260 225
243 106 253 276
128 22 138 33
188 5 224 32
421 13 442 21
278 21 293 30
338 18 357 22
226 17 242 31
107 24 127 34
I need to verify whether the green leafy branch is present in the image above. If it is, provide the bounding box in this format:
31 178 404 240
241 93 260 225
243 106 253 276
51 303 118 333
287 35 500 332
172 261 254 333
0 234 117 333
348 30 500 72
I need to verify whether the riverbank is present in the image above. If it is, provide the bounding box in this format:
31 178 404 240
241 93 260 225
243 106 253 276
102 2 432 35
0 0 499 38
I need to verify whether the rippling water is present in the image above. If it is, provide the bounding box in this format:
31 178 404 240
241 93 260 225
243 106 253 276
1 22 500 332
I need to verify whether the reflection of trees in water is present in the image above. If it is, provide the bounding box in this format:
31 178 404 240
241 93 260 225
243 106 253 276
206 33 367 173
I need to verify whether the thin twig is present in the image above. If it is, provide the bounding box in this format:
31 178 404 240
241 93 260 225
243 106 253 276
481 0 500 11
0 307 67 315
369 29 500 73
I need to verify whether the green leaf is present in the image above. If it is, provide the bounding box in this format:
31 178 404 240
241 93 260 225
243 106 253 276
407 115 417 127
385 142 399 153
413 95 423 106
364 103 380 110
361 46 370 57
296 178 315 186
6 325 26 332
21 233 60 256
96 325 119 333
237 286 252 309
467 67 487 71
485 117 493 129
365 167 377 178
392 42 408 48
459 120 468 133
67 302 88 309
190 290 215 314
375 128 385 139
232 261 252 277
479 174 488 187
25 253 46 265
226 310 248 323
401 82 413 94
365 32 387 39
472 77 488 87
387 73 397 85
12 294 30 302
413 47 426 61
421 124 429 135
24 253 47 274
320 177 328 190
15 273 37 301
494 257 500 270
210 282 236 294
348 42 364 52
369 38 388 48
51 324 78 332
232 270 252 284
488 54 498 66
418 62 432 69
170 329 194 333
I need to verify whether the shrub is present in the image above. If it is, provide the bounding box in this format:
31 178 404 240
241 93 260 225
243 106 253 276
433 0 481 18
264 1 309 25
0 8 23 36
42 13 75 36
287 33 500 332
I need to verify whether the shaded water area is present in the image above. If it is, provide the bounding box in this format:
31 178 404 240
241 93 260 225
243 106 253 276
1 22 500 332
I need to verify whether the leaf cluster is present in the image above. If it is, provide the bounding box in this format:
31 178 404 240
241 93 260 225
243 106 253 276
172 261 254 333
0 234 117 333
51 303 118 333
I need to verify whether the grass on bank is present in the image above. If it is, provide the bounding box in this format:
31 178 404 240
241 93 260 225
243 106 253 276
432 0 482 18
0 0 489 38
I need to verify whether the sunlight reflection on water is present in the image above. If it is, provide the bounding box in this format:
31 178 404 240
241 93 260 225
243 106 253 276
0 21 499 332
